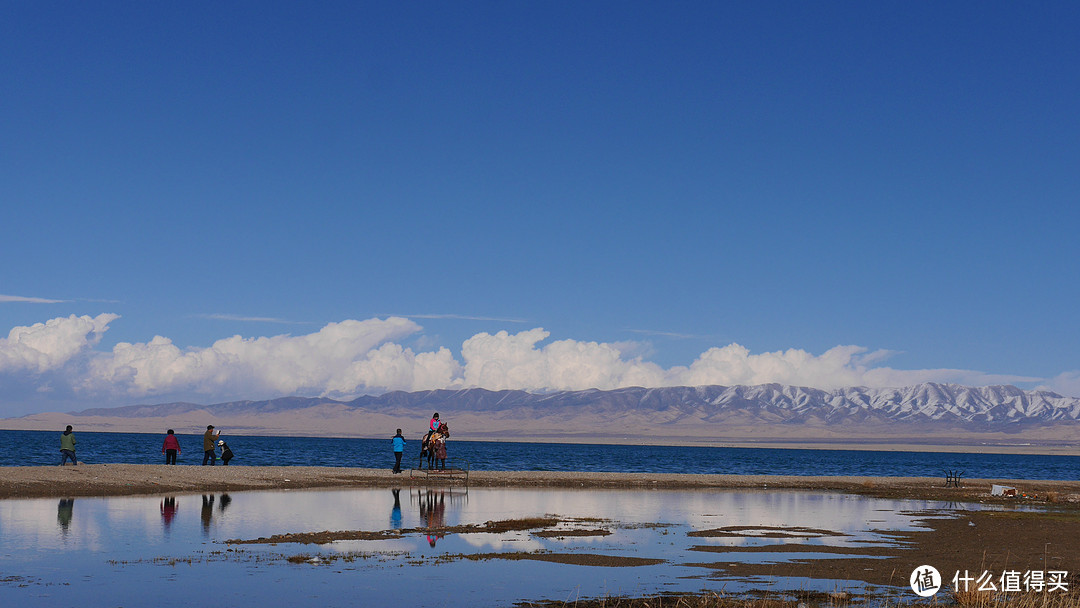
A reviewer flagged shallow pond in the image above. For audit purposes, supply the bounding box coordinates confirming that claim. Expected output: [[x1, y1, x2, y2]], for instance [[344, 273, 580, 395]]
[[0, 487, 981, 607]]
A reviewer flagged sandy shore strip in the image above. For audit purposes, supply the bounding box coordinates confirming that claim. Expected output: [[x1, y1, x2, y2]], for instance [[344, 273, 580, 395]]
[[2, 464, 1080, 504]]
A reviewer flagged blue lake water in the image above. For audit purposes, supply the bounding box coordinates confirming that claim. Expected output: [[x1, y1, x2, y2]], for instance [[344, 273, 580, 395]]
[[3, 429, 1078, 479], [0, 486, 984, 607]]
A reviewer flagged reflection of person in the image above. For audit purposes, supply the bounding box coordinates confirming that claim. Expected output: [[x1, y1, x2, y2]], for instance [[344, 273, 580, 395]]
[[391, 429, 405, 473], [218, 493, 232, 512], [201, 494, 215, 534], [390, 488, 402, 529], [202, 425, 219, 465], [59, 425, 77, 466], [162, 429, 181, 465], [218, 440, 234, 465], [161, 497, 178, 530], [420, 489, 446, 547], [58, 498, 75, 532]]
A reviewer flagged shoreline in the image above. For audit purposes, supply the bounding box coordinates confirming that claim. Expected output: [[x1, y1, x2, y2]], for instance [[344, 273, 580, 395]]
[[3, 464, 1080, 504], [3, 424, 1078, 456]]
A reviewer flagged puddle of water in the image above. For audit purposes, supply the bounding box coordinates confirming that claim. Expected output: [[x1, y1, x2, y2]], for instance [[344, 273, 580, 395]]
[[0, 487, 980, 607]]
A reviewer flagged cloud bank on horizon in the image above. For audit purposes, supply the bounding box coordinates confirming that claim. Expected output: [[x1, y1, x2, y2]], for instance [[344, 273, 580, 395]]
[[2, 314, 1075, 415]]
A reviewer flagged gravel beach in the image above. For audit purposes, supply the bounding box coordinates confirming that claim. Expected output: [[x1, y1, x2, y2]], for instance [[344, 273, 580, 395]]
[[3, 464, 1080, 505]]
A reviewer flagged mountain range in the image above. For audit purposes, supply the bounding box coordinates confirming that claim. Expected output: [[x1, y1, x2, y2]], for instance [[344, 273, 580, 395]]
[[4, 383, 1079, 452]]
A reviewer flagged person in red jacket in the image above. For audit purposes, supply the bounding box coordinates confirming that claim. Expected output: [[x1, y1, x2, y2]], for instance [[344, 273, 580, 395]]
[[162, 429, 181, 465]]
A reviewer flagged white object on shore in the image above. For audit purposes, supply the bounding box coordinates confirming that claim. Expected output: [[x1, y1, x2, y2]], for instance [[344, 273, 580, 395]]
[[990, 484, 1016, 496]]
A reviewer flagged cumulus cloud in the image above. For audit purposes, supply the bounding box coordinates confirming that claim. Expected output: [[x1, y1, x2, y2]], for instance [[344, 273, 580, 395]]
[[323, 342, 461, 397], [0, 314, 117, 373], [1043, 371, 1080, 398], [0, 315, 1067, 408], [461, 329, 666, 391], [671, 344, 1038, 390], [84, 317, 426, 398], [458, 334, 1040, 393]]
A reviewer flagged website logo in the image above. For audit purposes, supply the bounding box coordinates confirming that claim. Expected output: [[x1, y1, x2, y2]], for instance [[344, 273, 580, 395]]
[[911, 565, 941, 597]]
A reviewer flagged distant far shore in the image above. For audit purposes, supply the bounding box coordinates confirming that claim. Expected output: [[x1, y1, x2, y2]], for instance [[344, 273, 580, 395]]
[[657, 438, 1080, 455], [2, 420, 1078, 456], [2, 464, 1080, 505]]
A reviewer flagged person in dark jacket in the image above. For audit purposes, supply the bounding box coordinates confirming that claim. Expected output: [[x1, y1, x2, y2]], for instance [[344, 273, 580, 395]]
[[218, 440, 234, 465]]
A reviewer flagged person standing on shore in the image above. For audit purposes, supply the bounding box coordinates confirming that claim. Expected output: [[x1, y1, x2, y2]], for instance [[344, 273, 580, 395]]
[[162, 429, 181, 465], [59, 425, 77, 466], [391, 429, 406, 473], [202, 425, 219, 465]]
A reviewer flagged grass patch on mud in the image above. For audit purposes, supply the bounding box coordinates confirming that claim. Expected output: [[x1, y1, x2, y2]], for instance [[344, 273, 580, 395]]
[[453, 551, 664, 567], [225, 515, 610, 545]]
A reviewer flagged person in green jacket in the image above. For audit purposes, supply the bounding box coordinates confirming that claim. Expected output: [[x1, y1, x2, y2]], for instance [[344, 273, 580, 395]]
[[59, 425, 77, 466], [202, 425, 219, 466]]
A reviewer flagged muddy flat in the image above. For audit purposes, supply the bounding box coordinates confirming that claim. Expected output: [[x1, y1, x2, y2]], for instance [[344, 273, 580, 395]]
[[7, 465, 1078, 596], [687, 509, 1080, 589]]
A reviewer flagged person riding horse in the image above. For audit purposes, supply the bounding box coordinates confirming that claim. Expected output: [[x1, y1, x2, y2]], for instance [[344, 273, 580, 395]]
[[420, 422, 449, 469]]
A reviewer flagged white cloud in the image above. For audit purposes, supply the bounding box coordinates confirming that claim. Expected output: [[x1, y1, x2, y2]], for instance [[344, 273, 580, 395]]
[[669, 344, 1038, 390], [0, 313, 117, 373], [1043, 371, 1080, 398], [461, 329, 666, 391], [672, 343, 869, 388], [84, 317, 423, 398], [0, 294, 67, 304], [0, 315, 1068, 407], [458, 336, 1040, 393], [323, 343, 461, 397]]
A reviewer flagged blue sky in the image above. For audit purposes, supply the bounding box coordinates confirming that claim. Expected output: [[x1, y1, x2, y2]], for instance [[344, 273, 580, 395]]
[[2, 2, 1078, 416]]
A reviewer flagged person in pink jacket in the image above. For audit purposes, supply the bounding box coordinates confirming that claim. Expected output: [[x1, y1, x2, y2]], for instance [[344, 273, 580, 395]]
[[162, 429, 181, 465]]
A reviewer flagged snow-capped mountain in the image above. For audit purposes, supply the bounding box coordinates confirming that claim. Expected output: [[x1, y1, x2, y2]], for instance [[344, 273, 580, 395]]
[[68, 382, 1080, 428]]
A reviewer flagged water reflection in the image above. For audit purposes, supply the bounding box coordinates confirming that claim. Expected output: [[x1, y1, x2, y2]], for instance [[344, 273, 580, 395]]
[[201, 494, 214, 535], [413, 487, 471, 547], [1, 488, 1007, 608], [198, 493, 232, 535], [390, 488, 402, 530], [419, 489, 446, 546], [160, 497, 177, 531], [57, 498, 74, 534]]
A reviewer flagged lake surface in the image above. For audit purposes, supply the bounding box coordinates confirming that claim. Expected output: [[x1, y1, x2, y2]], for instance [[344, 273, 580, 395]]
[[3, 429, 1079, 479], [0, 487, 982, 607]]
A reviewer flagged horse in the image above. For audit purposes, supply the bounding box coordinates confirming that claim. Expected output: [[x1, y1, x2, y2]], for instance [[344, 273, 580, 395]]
[[419, 423, 449, 469]]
